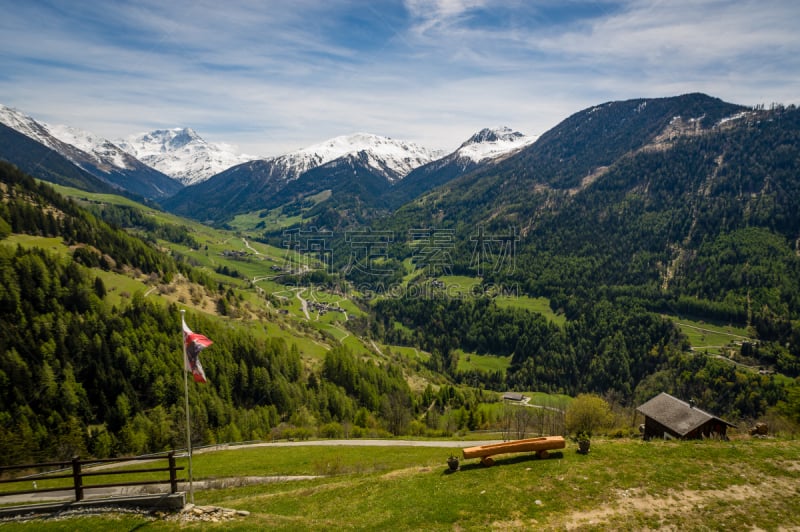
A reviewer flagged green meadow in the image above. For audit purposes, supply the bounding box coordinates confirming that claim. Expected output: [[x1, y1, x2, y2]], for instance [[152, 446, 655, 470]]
[[4, 438, 799, 530], [670, 316, 752, 352], [456, 350, 512, 373]]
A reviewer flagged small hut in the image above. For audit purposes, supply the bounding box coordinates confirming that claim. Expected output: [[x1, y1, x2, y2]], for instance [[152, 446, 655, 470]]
[[502, 392, 526, 403], [636, 392, 735, 440]]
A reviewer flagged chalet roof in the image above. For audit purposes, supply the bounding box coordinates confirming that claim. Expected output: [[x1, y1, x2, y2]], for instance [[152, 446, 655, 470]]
[[503, 392, 525, 402], [636, 392, 735, 436]]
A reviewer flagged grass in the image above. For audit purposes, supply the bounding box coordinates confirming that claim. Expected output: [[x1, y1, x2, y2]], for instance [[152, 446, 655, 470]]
[[668, 316, 752, 352], [2, 234, 67, 254], [226, 191, 332, 233], [495, 295, 566, 326], [388, 345, 430, 364], [456, 350, 512, 373], [435, 275, 481, 294], [4, 438, 799, 530]]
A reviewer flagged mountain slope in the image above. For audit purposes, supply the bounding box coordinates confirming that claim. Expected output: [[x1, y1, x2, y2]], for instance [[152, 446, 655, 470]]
[[0, 122, 120, 194], [393, 94, 748, 229], [0, 160, 421, 462], [382, 95, 800, 326], [118, 128, 255, 186], [0, 105, 181, 199]]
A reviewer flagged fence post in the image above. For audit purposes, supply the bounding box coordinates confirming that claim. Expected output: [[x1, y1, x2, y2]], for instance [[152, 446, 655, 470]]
[[168, 451, 178, 494], [71, 456, 83, 501]]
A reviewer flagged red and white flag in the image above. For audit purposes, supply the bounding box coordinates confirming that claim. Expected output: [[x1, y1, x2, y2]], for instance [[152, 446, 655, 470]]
[[182, 317, 213, 383]]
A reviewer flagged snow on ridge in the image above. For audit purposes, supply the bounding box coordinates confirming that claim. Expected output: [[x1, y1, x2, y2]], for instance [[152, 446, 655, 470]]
[[0, 104, 59, 149], [0, 104, 135, 171], [273, 133, 443, 182], [456, 126, 537, 163], [119, 128, 256, 185], [717, 111, 750, 126], [48, 124, 133, 170]]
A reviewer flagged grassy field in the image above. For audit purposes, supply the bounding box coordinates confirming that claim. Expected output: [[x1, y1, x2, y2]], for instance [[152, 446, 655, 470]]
[[2, 234, 67, 254], [436, 275, 481, 294], [668, 316, 752, 352], [4, 437, 799, 530], [388, 345, 430, 364], [456, 350, 512, 373], [495, 295, 566, 327]]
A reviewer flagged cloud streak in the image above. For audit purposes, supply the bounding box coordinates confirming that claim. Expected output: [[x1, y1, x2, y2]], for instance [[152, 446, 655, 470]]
[[0, 0, 797, 156]]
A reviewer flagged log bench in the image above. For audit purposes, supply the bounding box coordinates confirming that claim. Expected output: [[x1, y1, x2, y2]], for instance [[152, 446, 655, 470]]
[[462, 436, 566, 466]]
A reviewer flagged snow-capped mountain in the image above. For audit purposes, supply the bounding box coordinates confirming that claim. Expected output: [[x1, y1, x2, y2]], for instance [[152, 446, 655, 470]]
[[276, 133, 444, 184], [455, 127, 537, 163], [118, 128, 256, 186], [388, 127, 537, 208], [0, 104, 181, 199], [162, 133, 444, 220], [0, 104, 117, 170], [0, 104, 58, 147]]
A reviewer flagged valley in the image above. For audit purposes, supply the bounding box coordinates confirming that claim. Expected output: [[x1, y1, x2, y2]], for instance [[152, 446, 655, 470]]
[[1, 94, 799, 527]]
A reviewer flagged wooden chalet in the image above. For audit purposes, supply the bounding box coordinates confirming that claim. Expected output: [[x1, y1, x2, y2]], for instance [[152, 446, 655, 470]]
[[502, 392, 526, 402], [636, 392, 735, 440]]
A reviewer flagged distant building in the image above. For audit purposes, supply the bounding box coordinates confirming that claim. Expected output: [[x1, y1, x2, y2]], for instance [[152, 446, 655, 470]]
[[502, 392, 526, 402], [636, 392, 735, 440]]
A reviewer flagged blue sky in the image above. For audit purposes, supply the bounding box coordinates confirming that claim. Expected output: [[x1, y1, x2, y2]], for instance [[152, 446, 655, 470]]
[[1, 0, 798, 156]]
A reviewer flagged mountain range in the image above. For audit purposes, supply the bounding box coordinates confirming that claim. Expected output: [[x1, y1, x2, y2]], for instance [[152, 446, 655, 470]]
[[160, 129, 535, 222], [0, 104, 182, 200], [0, 104, 536, 216]]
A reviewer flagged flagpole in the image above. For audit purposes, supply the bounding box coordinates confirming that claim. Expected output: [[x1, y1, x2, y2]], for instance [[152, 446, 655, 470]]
[[181, 309, 194, 505]]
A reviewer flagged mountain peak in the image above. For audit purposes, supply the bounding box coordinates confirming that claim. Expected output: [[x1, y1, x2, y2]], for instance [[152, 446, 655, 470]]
[[464, 126, 524, 144], [275, 132, 443, 183], [119, 128, 254, 185], [456, 126, 537, 162]]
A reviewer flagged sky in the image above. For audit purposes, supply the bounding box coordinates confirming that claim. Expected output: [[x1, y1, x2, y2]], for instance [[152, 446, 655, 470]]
[[1, 0, 798, 157]]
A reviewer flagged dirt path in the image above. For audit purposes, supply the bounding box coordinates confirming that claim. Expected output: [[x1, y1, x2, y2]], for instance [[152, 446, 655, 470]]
[[555, 474, 799, 530], [676, 322, 750, 340], [295, 287, 310, 320]]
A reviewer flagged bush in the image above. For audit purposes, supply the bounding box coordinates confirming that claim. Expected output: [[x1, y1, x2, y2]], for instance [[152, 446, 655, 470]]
[[565, 393, 613, 437], [319, 422, 344, 439]]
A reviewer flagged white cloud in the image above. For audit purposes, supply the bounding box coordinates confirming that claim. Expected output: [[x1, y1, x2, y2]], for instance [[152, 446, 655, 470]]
[[0, 0, 798, 157]]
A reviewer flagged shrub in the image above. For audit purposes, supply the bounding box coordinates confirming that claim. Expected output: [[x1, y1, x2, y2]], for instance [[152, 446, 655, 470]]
[[565, 393, 613, 437], [319, 422, 344, 439]]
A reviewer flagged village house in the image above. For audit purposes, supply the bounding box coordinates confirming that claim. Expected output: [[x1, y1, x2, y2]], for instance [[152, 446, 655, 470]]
[[502, 392, 526, 403], [636, 392, 735, 440]]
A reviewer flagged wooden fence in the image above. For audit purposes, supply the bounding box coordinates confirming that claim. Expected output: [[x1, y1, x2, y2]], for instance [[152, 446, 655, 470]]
[[0, 452, 184, 502]]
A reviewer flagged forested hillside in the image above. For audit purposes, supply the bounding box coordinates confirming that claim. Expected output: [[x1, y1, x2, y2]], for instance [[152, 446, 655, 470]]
[[362, 98, 800, 379], [367, 292, 786, 420], [0, 162, 423, 464], [336, 96, 800, 428]]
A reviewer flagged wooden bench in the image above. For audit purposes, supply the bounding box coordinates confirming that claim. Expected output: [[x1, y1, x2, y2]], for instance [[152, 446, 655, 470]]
[[462, 436, 565, 466]]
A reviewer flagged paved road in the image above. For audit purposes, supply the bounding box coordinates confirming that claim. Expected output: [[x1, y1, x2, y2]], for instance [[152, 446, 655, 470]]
[[213, 439, 503, 450]]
